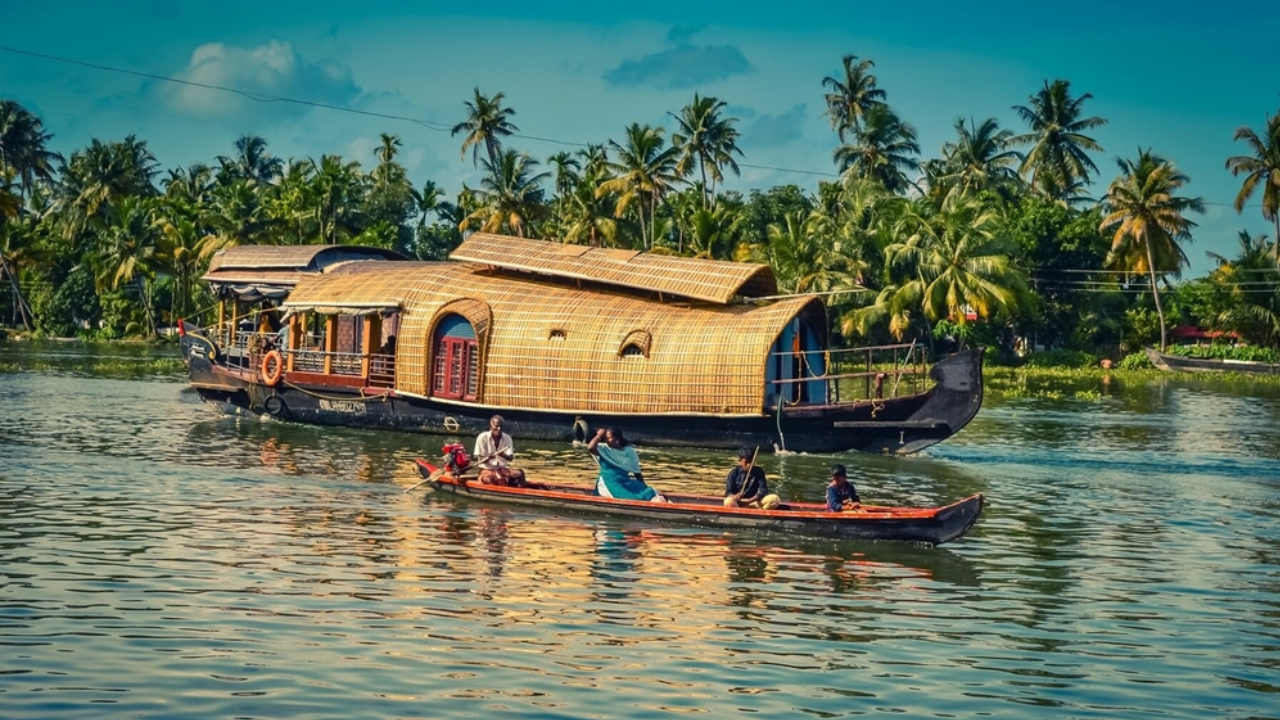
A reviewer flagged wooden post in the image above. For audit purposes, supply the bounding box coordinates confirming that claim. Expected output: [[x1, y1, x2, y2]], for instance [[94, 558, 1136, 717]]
[[361, 315, 380, 379], [229, 303, 238, 349], [286, 313, 302, 372], [217, 301, 225, 342], [865, 348, 872, 400], [323, 315, 337, 375]]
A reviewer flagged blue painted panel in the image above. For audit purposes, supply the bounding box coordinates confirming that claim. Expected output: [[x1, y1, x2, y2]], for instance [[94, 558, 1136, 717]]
[[436, 314, 476, 339]]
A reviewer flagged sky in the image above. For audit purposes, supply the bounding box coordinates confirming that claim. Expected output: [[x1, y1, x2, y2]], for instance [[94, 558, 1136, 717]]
[[1, 0, 1276, 276]]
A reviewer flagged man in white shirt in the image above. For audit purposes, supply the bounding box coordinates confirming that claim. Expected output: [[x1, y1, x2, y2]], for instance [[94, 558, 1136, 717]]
[[474, 415, 526, 486]]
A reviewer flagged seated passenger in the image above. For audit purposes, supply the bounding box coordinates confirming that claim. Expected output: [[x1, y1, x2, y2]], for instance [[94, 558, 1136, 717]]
[[826, 464, 862, 512], [723, 446, 781, 510], [474, 415, 526, 486], [588, 427, 667, 503]]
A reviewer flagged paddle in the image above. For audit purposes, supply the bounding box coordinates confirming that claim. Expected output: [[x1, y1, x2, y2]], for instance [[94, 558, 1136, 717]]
[[403, 467, 444, 494], [731, 446, 761, 504]]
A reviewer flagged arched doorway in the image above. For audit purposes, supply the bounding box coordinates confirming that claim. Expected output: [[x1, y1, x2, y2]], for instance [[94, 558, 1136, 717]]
[[765, 318, 826, 407], [431, 314, 479, 400]]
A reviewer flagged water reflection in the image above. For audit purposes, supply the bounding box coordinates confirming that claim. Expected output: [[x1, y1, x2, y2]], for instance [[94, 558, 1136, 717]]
[[5, 340, 1280, 719]]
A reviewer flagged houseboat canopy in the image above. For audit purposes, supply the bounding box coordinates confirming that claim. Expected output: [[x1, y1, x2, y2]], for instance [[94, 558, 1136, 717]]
[[282, 260, 823, 415], [202, 245, 405, 302], [449, 234, 778, 304]]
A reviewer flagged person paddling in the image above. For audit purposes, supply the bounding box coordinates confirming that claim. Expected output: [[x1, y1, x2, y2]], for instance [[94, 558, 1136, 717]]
[[474, 415, 526, 487], [588, 428, 667, 503], [723, 446, 780, 510]]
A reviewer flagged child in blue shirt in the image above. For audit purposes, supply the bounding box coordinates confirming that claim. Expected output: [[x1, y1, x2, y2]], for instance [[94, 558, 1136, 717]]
[[826, 464, 862, 512]]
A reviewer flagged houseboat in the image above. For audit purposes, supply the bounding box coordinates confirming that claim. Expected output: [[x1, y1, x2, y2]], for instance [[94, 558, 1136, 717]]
[[179, 234, 984, 454]]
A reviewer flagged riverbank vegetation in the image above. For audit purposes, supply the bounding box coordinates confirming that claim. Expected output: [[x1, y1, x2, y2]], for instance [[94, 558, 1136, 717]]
[[3, 55, 1279, 364]]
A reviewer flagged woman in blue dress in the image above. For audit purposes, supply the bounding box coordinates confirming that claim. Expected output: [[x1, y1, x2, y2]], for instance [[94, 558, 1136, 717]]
[[588, 428, 668, 503]]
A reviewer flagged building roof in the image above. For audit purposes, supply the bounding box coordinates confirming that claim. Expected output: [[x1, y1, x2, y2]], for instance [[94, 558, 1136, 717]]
[[449, 234, 778, 304]]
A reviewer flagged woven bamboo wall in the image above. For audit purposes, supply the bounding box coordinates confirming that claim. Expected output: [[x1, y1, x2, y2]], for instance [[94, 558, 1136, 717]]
[[285, 262, 821, 416]]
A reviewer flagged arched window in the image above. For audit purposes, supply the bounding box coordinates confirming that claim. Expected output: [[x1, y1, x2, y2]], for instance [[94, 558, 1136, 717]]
[[549, 329, 567, 341], [432, 314, 478, 400], [618, 329, 651, 359]]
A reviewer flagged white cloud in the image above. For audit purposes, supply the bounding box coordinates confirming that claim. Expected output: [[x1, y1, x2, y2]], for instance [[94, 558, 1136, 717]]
[[163, 40, 359, 118]]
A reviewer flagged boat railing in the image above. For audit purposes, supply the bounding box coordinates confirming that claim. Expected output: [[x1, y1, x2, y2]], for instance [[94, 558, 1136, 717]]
[[768, 342, 926, 406], [203, 323, 397, 387]]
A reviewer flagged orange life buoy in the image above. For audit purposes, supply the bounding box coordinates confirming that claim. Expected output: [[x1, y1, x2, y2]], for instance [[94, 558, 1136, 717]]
[[260, 350, 284, 386]]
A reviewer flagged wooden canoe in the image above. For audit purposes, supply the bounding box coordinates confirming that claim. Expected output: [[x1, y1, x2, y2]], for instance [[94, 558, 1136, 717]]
[[413, 459, 983, 546], [1145, 347, 1280, 375]]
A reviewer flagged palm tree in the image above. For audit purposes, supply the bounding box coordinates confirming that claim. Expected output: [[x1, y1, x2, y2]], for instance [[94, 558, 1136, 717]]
[[1099, 149, 1205, 350], [1225, 112, 1280, 259], [268, 160, 318, 245], [93, 196, 162, 337], [671, 94, 742, 207], [414, 179, 445, 233], [822, 55, 887, 141], [0, 100, 60, 200], [0, 170, 37, 329], [546, 151, 581, 232], [939, 117, 1024, 201], [309, 155, 366, 244], [371, 133, 407, 190], [1207, 230, 1280, 345], [741, 211, 867, 298], [156, 214, 203, 321], [562, 162, 619, 247], [53, 136, 158, 241], [833, 104, 920, 195], [451, 88, 519, 168], [1011, 79, 1107, 203], [199, 179, 277, 259], [683, 204, 742, 259], [845, 196, 1026, 342], [217, 135, 283, 185], [597, 124, 682, 249], [462, 149, 549, 238]]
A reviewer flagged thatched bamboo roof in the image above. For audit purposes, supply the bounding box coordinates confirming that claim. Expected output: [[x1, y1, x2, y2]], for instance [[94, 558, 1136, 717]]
[[205, 244, 403, 273], [449, 234, 777, 304], [283, 261, 822, 416], [202, 245, 405, 301]]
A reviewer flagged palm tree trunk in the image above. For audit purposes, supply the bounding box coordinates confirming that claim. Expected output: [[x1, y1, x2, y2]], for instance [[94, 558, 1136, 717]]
[[1146, 243, 1167, 351], [1274, 215, 1279, 261], [700, 161, 709, 208], [637, 201, 648, 252], [485, 139, 499, 171], [0, 256, 33, 331]]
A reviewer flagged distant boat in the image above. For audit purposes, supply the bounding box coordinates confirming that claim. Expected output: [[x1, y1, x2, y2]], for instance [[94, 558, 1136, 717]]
[[414, 459, 984, 546], [1145, 347, 1280, 375], [179, 235, 984, 454]]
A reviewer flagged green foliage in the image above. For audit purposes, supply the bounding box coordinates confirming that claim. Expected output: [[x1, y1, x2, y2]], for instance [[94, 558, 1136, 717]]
[[1124, 307, 1161, 350], [97, 289, 145, 340], [30, 266, 100, 337], [1023, 348, 1096, 368], [1165, 344, 1280, 362], [1, 81, 1277, 358], [1117, 351, 1153, 370]]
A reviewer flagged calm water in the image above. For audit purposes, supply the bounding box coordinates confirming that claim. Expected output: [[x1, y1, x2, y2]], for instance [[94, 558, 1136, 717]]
[[2, 341, 1279, 719]]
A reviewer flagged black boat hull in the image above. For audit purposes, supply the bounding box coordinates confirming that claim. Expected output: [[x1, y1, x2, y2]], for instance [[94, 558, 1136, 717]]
[[182, 338, 983, 454]]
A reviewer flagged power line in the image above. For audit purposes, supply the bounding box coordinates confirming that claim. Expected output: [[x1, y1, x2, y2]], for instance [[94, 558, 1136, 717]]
[[6, 43, 1277, 197], [0, 44, 838, 180]]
